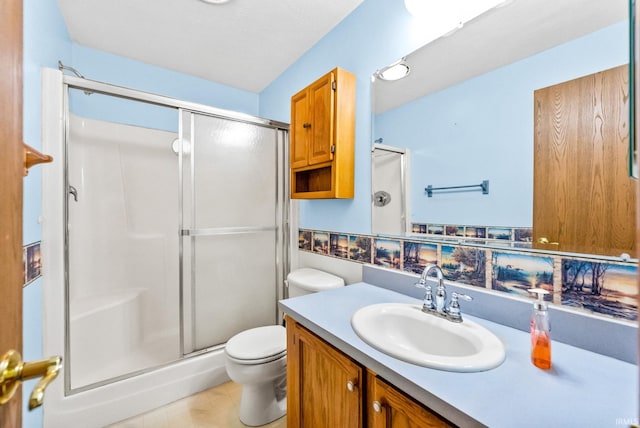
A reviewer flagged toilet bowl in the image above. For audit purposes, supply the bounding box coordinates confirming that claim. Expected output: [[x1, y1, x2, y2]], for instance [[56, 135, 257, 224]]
[[224, 268, 344, 426], [225, 325, 287, 426]]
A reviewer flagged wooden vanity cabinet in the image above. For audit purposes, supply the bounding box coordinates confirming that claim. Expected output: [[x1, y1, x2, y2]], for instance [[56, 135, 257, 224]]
[[286, 317, 455, 428], [290, 67, 355, 199], [287, 317, 363, 428], [367, 371, 454, 428]]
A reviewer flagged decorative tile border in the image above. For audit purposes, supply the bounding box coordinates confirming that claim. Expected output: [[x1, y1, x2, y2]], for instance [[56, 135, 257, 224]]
[[298, 229, 638, 322], [23, 241, 42, 287], [412, 222, 533, 248]]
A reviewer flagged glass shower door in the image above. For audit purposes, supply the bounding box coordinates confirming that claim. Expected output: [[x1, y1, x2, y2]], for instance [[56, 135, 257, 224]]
[[65, 89, 181, 390], [180, 111, 285, 353]]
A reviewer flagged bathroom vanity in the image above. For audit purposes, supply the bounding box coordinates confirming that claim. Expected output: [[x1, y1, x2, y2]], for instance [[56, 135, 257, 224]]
[[287, 316, 452, 427], [280, 283, 638, 427]]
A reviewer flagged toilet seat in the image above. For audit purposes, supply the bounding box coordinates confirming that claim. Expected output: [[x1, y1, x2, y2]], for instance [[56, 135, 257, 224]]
[[225, 325, 286, 365]]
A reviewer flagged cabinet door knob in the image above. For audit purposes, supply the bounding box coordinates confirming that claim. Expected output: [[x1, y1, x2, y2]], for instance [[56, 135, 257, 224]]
[[302, 122, 311, 129], [372, 400, 382, 413], [346, 380, 356, 392]]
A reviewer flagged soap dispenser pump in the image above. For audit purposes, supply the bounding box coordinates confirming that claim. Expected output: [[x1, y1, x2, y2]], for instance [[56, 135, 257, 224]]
[[528, 288, 551, 370]]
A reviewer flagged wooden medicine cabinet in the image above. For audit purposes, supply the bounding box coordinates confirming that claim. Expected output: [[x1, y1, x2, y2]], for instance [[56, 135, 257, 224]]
[[290, 67, 356, 199]]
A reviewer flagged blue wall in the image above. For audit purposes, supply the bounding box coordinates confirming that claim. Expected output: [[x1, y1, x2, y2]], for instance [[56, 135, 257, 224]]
[[376, 21, 628, 227], [22, 0, 71, 425], [259, 0, 438, 234], [259, 0, 630, 235], [22, 1, 260, 427], [70, 44, 259, 117]]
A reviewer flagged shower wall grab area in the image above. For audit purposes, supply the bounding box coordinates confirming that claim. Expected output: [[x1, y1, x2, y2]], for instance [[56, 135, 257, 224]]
[[41, 69, 289, 427]]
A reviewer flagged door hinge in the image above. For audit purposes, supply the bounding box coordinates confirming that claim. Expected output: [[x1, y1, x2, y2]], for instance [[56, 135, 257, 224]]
[[330, 145, 335, 154], [332, 81, 337, 91]]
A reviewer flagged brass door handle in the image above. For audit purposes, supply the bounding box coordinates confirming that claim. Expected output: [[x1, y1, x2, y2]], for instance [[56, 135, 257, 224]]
[[0, 350, 62, 410], [538, 237, 559, 246]]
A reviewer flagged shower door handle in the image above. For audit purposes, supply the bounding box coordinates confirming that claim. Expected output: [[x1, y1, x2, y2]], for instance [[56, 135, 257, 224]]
[[0, 350, 62, 410], [69, 185, 78, 202]]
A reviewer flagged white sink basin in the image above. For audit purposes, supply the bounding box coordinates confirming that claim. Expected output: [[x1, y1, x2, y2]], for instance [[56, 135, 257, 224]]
[[351, 303, 505, 372]]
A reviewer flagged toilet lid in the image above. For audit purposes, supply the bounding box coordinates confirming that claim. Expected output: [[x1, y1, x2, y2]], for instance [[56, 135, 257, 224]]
[[225, 325, 286, 361]]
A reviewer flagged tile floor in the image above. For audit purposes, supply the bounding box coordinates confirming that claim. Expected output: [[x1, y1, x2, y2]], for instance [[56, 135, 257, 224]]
[[107, 381, 286, 428]]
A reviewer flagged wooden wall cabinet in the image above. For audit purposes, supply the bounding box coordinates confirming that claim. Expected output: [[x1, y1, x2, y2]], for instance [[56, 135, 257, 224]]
[[290, 67, 356, 199], [533, 65, 636, 257], [286, 318, 453, 428]]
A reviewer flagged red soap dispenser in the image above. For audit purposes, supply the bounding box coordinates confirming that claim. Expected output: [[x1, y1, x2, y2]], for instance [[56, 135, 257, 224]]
[[528, 288, 551, 370]]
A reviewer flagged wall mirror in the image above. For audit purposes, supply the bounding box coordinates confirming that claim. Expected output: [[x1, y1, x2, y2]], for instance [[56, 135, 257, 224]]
[[371, 0, 635, 259]]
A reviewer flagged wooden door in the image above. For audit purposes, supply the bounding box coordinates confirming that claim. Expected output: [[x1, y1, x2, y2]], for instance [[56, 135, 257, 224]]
[[291, 88, 310, 169], [533, 65, 636, 257], [366, 371, 453, 428], [286, 318, 362, 428], [308, 71, 335, 166], [0, 0, 24, 426]]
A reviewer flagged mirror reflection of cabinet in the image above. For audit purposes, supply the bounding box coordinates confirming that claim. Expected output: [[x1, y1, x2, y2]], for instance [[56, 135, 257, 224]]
[[290, 67, 356, 199], [533, 64, 636, 257]]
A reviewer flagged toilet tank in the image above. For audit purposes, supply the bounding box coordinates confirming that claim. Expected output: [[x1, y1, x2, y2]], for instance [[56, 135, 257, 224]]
[[286, 268, 345, 298]]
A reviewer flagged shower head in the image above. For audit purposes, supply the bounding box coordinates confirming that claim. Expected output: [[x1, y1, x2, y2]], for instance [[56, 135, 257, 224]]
[[58, 61, 93, 96]]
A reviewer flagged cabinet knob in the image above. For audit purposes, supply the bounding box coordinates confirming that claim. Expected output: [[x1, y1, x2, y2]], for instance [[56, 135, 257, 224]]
[[346, 380, 356, 392], [372, 400, 382, 413], [302, 122, 311, 129]]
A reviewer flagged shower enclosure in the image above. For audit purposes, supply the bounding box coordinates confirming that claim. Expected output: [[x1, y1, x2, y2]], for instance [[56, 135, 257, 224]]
[[371, 143, 409, 235], [42, 69, 289, 426]]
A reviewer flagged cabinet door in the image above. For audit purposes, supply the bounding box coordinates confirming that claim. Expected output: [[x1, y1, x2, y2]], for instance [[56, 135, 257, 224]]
[[308, 71, 335, 165], [287, 318, 363, 428], [367, 371, 453, 428], [533, 65, 635, 257], [291, 88, 310, 169]]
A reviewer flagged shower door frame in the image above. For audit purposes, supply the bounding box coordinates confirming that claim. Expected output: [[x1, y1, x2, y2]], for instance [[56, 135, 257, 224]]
[[60, 74, 290, 395]]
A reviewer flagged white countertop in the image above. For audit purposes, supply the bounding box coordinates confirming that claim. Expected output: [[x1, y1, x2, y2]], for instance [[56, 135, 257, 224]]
[[279, 283, 638, 428]]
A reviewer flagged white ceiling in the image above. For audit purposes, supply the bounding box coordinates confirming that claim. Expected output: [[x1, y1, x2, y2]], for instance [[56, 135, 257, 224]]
[[57, 0, 364, 93], [374, 0, 628, 113]]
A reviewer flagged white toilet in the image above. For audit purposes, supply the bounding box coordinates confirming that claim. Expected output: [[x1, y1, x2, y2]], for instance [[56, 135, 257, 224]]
[[224, 268, 344, 426]]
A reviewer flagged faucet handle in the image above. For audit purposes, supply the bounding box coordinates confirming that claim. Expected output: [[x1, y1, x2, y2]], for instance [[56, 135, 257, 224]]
[[448, 292, 473, 322], [415, 281, 435, 312], [422, 284, 434, 312]]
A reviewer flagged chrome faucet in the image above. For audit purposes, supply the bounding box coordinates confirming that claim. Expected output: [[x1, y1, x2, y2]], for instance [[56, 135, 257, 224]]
[[414, 264, 473, 322]]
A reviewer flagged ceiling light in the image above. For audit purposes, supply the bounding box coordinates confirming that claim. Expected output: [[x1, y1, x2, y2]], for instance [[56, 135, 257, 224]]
[[376, 60, 410, 81], [199, 0, 231, 4]]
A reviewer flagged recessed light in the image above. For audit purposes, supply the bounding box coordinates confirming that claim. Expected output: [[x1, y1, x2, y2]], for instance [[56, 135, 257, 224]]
[[199, 0, 231, 4]]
